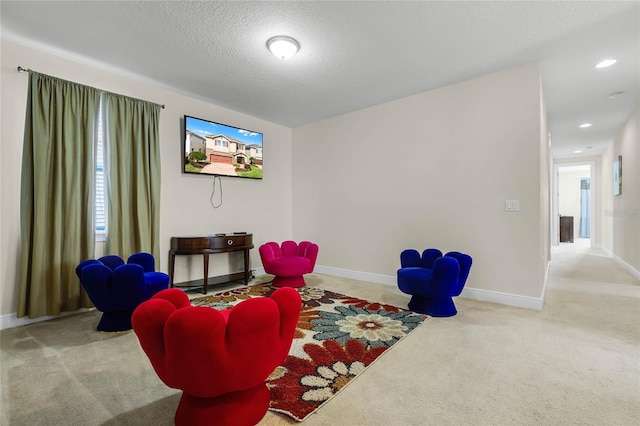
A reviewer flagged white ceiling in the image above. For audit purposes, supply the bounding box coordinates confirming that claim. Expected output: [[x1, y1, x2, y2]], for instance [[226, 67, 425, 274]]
[[1, 1, 639, 159]]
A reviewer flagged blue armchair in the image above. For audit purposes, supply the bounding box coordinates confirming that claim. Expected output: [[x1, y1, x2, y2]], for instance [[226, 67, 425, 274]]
[[397, 249, 472, 317], [76, 252, 169, 331]]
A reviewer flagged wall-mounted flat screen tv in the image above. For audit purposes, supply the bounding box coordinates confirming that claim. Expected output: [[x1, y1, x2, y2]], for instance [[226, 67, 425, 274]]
[[184, 115, 263, 179]]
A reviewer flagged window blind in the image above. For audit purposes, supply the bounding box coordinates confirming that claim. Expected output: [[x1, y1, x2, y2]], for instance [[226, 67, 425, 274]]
[[95, 98, 106, 240]]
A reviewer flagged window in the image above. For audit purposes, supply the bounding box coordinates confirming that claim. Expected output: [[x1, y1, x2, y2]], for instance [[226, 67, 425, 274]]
[[95, 98, 106, 242]]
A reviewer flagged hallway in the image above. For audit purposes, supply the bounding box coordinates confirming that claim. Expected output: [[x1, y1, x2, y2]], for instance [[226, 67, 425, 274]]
[[544, 239, 639, 341]]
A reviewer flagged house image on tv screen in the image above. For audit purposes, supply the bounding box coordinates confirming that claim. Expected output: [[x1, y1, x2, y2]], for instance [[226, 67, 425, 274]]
[[184, 115, 263, 179], [206, 134, 262, 167]]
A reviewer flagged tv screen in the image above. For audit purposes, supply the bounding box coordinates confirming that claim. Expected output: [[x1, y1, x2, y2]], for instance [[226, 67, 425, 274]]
[[184, 115, 263, 179]]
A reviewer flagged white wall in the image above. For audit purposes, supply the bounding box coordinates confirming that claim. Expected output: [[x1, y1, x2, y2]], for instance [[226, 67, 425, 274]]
[[600, 146, 615, 252], [292, 62, 548, 302], [539, 84, 550, 285], [601, 108, 640, 274], [0, 39, 294, 319]]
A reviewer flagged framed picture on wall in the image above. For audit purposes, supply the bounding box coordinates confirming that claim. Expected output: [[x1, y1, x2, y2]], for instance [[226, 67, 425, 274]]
[[613, 155, 622, 195]]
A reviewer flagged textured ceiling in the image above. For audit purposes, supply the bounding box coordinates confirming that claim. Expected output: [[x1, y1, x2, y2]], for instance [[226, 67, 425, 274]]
[[1, 1, 639, 158]]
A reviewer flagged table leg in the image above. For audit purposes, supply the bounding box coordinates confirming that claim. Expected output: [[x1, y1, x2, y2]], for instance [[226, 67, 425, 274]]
[[203, 253, 209, 294], [243, 249, 250, 284], [169, 253, 175, 288]]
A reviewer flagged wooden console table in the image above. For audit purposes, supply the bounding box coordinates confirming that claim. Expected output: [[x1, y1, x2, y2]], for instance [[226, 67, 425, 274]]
[[169, 234, 254, 294], [559, 216, 574, 243]]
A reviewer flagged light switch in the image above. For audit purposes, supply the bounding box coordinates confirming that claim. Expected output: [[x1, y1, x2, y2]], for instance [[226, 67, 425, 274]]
[[505, 200, 520, 212]]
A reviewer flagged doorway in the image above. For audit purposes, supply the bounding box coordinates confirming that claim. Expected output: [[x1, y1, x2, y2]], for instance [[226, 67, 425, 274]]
[[553, 162, 595, 248]]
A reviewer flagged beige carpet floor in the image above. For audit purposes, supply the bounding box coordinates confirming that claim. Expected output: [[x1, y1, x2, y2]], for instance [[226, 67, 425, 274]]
[[1, 241, 639, 425]]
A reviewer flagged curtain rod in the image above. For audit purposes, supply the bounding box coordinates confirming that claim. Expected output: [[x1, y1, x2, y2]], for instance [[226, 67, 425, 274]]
[[17, 66, 165, 109]]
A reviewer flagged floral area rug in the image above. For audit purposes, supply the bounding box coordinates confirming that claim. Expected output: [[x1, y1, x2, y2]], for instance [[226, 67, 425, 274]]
[[190, 283, 428, 421]]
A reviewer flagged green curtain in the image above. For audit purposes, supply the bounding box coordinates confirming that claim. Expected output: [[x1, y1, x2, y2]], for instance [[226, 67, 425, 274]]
[[18, 73, 100, 318], [103, 93, 161, 261]]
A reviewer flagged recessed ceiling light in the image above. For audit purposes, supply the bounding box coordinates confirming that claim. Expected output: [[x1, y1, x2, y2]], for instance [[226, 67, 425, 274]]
[[573, 150, 583, 154], [579, 123, 592, 128], [266, 36, 300, 60], [596, 59, 617, 68], [609, 91, 624, 99]]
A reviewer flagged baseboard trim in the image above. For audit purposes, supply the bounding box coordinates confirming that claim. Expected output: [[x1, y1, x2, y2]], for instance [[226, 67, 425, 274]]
[[460, 287, 544, 310], [597, 244, 613, 257], [595, 245, 640, 281], [314, 265, 396, 286], [314, 265, 544, 310], [1, 263, 550, 330], [612, 254, 640, 281], [0, 308, 94, 331], [539, 259, 550, 305]]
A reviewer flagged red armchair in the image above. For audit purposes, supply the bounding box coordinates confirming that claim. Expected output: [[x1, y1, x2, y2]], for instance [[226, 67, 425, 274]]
[[132, 287, 301, 426], [259, 240, 319, 288]]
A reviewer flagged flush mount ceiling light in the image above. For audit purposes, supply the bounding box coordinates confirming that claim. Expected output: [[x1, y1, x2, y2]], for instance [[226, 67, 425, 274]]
[[579, 123, 592, 128], [266, 36, 300, 60], [595, 59, 617, 68]]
